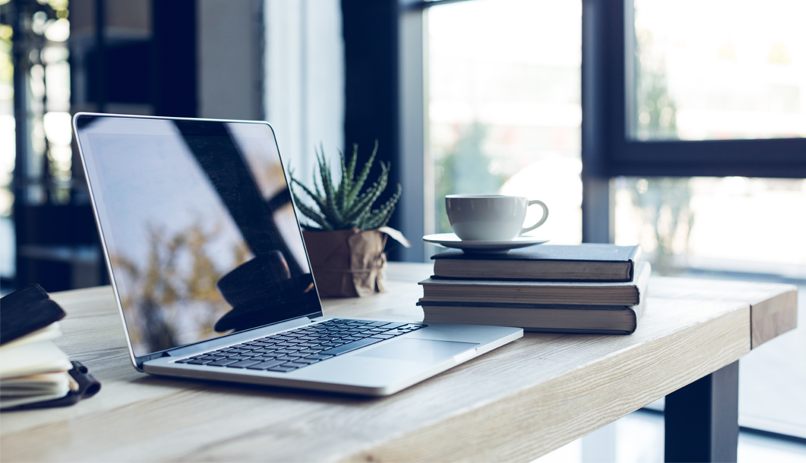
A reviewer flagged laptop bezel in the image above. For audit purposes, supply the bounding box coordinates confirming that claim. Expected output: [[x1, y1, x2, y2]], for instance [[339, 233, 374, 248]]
[[72, 112, 326, 370]]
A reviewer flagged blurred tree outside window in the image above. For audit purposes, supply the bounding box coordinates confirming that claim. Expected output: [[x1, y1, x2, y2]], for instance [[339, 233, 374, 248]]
[[427, 0, 582, 244]]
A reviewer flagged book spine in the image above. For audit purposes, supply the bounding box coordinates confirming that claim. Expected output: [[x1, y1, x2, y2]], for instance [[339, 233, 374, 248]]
[[422, 306, 638, 335], [420, 287, 640, 306], [433, 261, 633, 282]]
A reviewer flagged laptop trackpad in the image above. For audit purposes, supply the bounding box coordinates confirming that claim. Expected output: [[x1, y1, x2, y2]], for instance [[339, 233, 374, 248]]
[[356, 338, 479, 363]]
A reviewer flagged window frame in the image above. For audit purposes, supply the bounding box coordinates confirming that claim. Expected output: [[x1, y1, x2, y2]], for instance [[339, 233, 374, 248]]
[[606, 0, 806, 179], [342, 0, 806, 262]]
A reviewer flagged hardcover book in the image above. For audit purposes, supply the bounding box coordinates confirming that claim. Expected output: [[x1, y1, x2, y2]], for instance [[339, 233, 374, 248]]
[[432, 244, 641, 282], [419, 295, 647, 335], [419, 261, 651, 306], [419, 262, 650, 334]]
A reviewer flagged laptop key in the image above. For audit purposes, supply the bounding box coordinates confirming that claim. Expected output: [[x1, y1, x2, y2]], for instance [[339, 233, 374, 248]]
[[290, 359, 316, 365], [366, 321, 391, 327], [206, 359, 240, 366], [319, 337, 382, 356], [268, 366, 297, 372], [378, 322, 408, 330], [246, 360, 287, 370], [299, 349, 323, 355], [226, 360, 262, 368]]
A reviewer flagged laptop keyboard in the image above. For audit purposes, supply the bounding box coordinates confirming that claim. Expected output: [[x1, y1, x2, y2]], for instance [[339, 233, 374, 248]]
[[174, 319, 426, 373]]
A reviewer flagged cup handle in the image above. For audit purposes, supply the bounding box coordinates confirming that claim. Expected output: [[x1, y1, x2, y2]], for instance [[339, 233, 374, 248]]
[[520, 200, 549, 234]]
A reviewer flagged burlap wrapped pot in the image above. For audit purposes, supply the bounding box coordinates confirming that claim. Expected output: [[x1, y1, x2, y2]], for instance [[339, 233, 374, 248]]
[[302, 228, 407, 298]]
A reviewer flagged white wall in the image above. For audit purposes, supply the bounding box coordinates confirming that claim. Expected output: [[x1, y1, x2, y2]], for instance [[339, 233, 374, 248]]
[[264, 0, 344, 183]]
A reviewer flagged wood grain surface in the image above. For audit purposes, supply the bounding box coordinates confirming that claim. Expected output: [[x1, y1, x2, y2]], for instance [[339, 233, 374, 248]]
[[0, 263, 797, 462]]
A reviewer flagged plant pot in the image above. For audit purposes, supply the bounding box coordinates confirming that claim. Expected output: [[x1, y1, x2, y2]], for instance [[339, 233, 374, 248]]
[[302, 228, 389, 298]]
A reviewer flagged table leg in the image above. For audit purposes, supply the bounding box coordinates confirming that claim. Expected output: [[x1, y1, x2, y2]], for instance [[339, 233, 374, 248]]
[[664, 360, 739, 463]]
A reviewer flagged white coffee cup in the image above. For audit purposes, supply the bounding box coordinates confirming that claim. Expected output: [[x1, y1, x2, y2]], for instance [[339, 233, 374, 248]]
[[445, 194, 549, 241]]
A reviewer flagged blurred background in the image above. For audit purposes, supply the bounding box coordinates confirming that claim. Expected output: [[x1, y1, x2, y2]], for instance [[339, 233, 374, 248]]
[[1, 0, 804, 460]]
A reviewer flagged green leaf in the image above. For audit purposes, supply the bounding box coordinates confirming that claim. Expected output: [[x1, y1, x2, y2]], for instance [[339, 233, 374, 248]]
[[288, 139, 398, 231], [336, 147, 350, 207], [290, 177, 326, 213], [294, 196, 333, 230], [318, 150, 345, 228], [313, 169, 323, 199], [344, 163, 389, 222], [364, 184, 401, 229], [346, 140, 378, 207], [343, 144, 359, 207]]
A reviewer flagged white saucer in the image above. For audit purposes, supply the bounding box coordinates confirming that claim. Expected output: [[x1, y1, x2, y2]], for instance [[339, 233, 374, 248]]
[[422, 233, 549, 254]]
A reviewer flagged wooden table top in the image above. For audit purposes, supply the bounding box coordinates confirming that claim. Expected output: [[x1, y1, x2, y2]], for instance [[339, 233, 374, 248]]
[[0, 263, 797, 462]]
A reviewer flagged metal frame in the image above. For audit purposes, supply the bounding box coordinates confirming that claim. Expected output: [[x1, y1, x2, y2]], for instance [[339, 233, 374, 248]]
[[665, 361, 740, 462], [581, 0, 619, 243], [605, 0, 806, 179]]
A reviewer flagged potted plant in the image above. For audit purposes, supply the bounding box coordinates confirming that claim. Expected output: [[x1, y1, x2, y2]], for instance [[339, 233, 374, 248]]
[[290, 142, 409, 297]]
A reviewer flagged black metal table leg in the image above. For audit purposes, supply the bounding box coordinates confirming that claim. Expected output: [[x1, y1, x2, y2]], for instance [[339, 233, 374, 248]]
[[665, 360, 739, 463]]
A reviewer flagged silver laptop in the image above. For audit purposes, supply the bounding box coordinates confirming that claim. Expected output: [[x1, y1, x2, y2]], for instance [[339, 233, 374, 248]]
[[73, 113, 522, 396]]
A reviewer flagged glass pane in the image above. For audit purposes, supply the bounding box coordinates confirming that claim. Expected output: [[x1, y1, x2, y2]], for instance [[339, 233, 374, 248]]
[[615, 176, 806, 437], [427, 0, 582, 244], [630, 0, 806, 141], [0, 22, 13, 281], [615, 177, 806, 276]]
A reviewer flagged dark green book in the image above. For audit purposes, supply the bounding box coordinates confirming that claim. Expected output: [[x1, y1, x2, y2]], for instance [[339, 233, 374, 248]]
[[432, 244, 641, 282]]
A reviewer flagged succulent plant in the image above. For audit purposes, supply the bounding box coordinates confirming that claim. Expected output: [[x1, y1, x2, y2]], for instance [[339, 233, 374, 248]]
[[290, 142, 401, 231]]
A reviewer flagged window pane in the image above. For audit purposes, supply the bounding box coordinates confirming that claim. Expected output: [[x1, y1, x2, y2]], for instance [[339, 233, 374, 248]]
[[615, 177, 806, 276], [0, 23, 13, 280], [630, 0, 806, 141], [427, 0, 582, 244], [615, 176, 806, 437]]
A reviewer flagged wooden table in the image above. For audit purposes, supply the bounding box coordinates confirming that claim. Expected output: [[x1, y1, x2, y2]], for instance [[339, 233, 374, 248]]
[[1, 263, 797, 462]]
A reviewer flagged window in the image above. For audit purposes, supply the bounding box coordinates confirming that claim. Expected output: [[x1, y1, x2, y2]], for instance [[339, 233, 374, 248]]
[[426, 0, 582, 244], [631, 0, 806, 142], [386, 0, 806, 445], [605, 0, 806, 177], [616, 177, 806, 276]]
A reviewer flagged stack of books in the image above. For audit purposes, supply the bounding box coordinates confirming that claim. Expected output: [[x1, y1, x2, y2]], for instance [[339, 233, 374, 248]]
[[418, 244, 650, 334]]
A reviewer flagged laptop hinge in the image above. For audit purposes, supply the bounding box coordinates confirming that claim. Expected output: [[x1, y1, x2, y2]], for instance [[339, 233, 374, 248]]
[[136, 351, 171, 370]]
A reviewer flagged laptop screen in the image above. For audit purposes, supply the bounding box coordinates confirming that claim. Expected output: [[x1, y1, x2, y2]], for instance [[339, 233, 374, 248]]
[[75, 115, 322, 358]]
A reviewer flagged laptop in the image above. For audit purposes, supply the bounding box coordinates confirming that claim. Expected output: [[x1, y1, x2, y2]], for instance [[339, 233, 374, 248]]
[[72, 113, 522, 396]]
